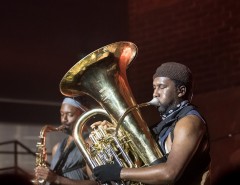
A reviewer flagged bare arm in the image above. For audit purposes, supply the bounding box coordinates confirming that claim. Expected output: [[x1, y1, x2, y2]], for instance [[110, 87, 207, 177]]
[[120, 115, 206, 184], [35, 163, 98, 185], [36, 143, 98, 185]]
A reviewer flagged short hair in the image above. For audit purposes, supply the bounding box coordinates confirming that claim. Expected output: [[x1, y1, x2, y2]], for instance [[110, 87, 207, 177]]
[[153, 62, 193, 99]]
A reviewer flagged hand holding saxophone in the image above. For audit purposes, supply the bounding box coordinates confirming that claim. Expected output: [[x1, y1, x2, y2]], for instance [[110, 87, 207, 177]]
[[34, 166, 59, 184]]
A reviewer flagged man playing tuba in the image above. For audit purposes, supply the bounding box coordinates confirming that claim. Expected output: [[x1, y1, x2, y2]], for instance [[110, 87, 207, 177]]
[[93, 62, 211, 185]]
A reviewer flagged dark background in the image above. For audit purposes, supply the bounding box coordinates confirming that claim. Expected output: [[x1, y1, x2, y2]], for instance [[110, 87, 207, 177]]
[[0, 0, 128, 124], [1, 1, 240, 183]]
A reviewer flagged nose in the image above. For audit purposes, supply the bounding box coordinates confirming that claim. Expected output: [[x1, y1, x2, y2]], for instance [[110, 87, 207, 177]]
[[61, 114, 68, 123], [153, 88, 158, 97]]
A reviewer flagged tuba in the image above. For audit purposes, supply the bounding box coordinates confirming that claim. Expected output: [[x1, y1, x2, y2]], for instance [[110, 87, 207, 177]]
[[32, 125, 65, 185], [59, 41, 163, 183]]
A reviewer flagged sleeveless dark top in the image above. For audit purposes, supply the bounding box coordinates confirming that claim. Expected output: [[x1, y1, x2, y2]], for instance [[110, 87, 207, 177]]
[[152, 104, 211, 185], [47, 136, 88, 185]]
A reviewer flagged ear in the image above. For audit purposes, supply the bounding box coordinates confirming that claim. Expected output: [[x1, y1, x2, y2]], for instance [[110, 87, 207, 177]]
[[177, 85, 186, 97]]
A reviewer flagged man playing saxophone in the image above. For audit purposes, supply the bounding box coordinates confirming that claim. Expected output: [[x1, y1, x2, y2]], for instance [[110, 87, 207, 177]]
[[35, 97, 97, 185]]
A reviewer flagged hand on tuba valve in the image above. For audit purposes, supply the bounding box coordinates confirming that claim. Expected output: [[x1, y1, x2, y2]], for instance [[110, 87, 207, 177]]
[[90, 120, 116, 134]]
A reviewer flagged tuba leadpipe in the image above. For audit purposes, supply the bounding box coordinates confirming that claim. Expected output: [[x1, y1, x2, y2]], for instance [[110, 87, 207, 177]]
[[115, 97, 160, 136], [59, 41, 163, 177]]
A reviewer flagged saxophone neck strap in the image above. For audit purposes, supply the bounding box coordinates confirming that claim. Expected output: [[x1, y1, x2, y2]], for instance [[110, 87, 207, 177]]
[[53, 137, 75, 174]]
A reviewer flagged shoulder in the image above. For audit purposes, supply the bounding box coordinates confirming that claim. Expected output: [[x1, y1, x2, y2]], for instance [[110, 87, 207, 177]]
[[177, 104, 206, 124], [169, 115, 207, 159], [175, 114, 206, 139], [187, 108, 206, 123], [52, 142, 60, 157]]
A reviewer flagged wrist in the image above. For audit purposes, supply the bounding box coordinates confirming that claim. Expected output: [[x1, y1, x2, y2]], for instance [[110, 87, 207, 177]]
[[120, 168, 126, 181], [54, 175, 60, 185]]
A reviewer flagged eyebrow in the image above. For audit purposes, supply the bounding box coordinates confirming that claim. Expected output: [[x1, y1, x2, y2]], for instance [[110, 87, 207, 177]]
[[153, 82, 166, 86]]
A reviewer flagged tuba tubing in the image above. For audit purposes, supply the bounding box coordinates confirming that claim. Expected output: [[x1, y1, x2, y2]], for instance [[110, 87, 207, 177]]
[[115, 97, 160, 136], [73, 108, 109, 170], [73, 98, 160, 172]]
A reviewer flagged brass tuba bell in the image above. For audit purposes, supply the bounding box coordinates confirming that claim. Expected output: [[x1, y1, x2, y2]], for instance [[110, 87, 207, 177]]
[[59, 41, 163, 172]]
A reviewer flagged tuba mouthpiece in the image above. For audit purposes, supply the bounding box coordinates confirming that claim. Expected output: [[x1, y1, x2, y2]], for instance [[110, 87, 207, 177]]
[[148, 97, 160, 106]]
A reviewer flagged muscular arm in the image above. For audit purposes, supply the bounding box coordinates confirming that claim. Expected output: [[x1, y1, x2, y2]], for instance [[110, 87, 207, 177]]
[[120, 115, 206, 184]]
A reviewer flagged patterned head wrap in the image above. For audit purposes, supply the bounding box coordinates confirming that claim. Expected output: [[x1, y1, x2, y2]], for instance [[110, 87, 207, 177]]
[[62, 97, 87, 112]]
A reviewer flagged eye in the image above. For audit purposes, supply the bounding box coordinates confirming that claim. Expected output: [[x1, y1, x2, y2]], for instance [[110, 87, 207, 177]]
[[68, 113, 74, 117], [154, 85, 165, 90]]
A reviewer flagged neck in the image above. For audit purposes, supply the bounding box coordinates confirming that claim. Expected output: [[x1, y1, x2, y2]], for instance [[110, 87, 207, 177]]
[[162, 100, 189, 120]]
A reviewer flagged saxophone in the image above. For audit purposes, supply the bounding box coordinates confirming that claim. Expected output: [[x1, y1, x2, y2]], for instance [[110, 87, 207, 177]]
[[32, 125, 65, 185]]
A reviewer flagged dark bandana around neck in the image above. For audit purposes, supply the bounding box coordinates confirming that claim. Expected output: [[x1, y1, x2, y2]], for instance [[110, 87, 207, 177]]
[[152, 100, 191, 154], [162, 100, 189, 120], [152, 100, 190, 137]]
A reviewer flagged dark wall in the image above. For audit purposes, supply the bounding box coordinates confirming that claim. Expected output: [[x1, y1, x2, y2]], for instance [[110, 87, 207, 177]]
[[0, 0, 128, 124], [194, 87, 240, 184], [127, 0, 240, 100]]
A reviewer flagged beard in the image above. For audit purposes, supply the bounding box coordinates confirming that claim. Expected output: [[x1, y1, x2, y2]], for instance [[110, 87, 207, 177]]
[[157, 105, 168, 115], [157, 101, 179, 116], [157, 101, 176, 115]]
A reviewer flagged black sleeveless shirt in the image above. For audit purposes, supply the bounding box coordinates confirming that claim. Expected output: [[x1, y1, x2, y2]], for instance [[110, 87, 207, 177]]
[[152, 104, 211, 185]]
